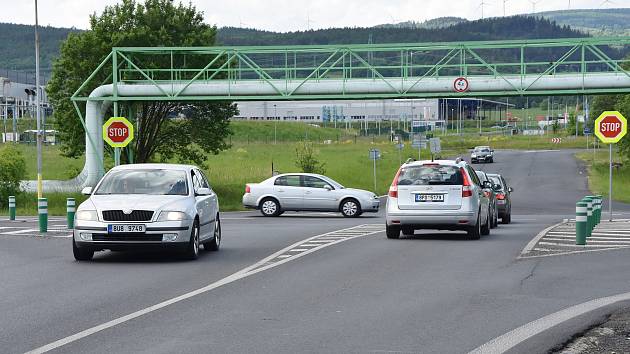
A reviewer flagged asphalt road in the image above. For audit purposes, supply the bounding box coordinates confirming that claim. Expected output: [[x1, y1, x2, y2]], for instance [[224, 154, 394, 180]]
[[2, 149, 630, 354]]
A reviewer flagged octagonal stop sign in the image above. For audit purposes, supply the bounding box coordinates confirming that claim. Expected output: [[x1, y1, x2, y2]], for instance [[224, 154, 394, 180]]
[[102, 117, 134, 148], [594, 111, 627, 144]]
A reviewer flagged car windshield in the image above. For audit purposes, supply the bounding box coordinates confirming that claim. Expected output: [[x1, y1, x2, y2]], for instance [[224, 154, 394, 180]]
[[475, 147, 490, 152], [94, 169, 189, 195], [397, 165, 463, 185]]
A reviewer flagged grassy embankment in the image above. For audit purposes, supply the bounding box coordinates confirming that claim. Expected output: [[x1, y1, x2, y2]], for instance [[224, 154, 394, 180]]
[[1, 121, 592, 215], [575, 149, 630, 204]]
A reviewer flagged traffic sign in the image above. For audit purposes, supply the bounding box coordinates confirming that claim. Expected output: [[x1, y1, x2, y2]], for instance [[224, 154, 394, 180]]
[[103, 117, 134, 148], [551, 137, 562, 144], [583, 127, 592, 135], [453, 77, 469, 93], [368, 148, 381, 160], [395, 143, 404, 150], [429, 138, 441, 154], [594, 111, 627, 144]]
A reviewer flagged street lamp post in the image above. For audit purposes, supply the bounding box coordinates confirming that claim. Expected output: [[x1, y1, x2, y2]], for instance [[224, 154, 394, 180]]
[[34, 0, 43, 198], [273, 104, 277, 144]]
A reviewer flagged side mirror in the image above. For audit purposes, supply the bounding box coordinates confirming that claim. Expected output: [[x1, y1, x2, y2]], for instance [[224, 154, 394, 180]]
[[508, 187, 514, 193], [324, 185, 333, 191], [490, 149, 495, 152], [196, 187, 211, 196], [81, 187, 93, 195]]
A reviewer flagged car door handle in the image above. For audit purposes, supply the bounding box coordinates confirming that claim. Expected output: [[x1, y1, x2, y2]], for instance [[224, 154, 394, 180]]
[[305, 191, 312, 194], [278, 189, 285, 193]]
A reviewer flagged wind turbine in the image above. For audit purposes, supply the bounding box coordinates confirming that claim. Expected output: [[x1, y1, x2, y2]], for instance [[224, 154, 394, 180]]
[[503, 0, 510, 17], [529, 0, 540, 13], [238, 16, 249, 28], [600, 0, 615, 8]]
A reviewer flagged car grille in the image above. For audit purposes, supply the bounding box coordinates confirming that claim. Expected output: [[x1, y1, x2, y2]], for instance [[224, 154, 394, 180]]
[[102, 210, 154, 222], [92, 234, 163, 242]]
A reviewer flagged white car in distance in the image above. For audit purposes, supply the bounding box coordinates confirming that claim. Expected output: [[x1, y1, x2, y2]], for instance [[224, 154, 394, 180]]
[[243, 173, 380, 217], [73, 164, 221, 261]]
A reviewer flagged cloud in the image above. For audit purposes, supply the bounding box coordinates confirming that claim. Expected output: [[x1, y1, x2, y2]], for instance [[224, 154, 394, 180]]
[[0, 0, 625, 31]]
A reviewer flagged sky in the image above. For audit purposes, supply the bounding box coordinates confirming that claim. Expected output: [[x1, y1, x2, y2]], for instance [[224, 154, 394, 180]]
[[1, 0, 629, 32]]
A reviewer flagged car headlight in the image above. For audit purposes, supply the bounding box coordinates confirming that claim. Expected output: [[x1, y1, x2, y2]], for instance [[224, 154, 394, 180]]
[[157, 211, 189, 222], [76, 210, 98, 221]]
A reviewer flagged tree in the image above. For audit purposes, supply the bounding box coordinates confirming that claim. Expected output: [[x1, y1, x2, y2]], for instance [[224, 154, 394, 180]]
[[295, 142, 326, 174], [47, 0, 236, 167], [0, 145, 26, 202]]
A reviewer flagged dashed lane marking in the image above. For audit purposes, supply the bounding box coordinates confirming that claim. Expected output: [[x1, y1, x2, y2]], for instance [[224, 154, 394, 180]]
[[24, 223, 385, 354]]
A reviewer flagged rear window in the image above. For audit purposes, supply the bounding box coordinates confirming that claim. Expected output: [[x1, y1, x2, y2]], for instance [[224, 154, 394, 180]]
[[488, 176, 503, 189], [397, 165, 463, 186], [274, 175, 300, 187]]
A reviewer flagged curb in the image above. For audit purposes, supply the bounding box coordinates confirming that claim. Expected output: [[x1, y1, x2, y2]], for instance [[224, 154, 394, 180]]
[[469, 292, 630, 354], [518, 220, 567, 258]]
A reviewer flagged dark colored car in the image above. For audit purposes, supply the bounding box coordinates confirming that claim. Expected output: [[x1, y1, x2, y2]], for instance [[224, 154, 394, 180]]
[[487, 173, 513, 224], [475, 170, 499, 229]]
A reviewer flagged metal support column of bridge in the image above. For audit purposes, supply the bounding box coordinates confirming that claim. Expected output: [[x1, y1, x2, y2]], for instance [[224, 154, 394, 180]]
[[35, 37, 630, 192]]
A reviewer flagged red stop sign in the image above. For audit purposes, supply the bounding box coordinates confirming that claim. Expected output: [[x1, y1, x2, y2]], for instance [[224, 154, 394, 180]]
[[107, 121, 130, 143], [599, 116, 624, 138]]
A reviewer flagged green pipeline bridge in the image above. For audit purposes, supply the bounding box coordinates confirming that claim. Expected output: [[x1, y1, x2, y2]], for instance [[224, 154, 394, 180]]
[[54, 37, 630, 191]]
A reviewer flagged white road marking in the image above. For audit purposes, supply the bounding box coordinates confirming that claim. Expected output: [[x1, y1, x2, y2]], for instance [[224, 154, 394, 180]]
[[538, 242, 626, 248], [469, 291, 630, 354], [3, 228, 39, 235], [25, 224, 384, 354]]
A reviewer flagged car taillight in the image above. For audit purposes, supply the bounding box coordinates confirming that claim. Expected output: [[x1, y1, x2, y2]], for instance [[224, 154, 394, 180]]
[[388, 168, 402, 198], [245, 185, 251, 194], [461, 168, 473, 198], [496, 193, 505, 200]]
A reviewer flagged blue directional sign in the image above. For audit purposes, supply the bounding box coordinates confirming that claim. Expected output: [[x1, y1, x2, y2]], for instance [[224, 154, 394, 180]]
[[369, 148, 381, 160]]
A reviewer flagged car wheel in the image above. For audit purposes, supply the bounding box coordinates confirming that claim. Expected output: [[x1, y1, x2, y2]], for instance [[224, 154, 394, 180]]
[[260, 198, 281, 217], [203, 215, 221, 252], [467, 213, 481, 240], [502, 210, 512, 224], [183, 219, 200, 260], [340, 198, 361, 218], [73, 239, 94, 261], [481, 210, 491, 236], [386, 225, 401, 239], [402, 227, 414, 236]]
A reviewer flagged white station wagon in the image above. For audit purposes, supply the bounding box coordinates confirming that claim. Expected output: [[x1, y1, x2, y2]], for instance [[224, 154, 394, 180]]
[[73, 164, 221, 261], [243, 173, 380, 217]]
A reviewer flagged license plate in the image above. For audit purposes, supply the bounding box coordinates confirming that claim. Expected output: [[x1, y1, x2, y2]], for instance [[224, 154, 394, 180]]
[[415, 194, 444, 202], [108, 224, 146, 233]]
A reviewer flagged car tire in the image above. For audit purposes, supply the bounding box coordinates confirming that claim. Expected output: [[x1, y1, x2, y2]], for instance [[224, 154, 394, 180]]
[[386, 225, 401, 239], [402, 227, 414, 236], [467, 214, 481, 240], [481, 210, 491, 236], [260, 198, 281, 217], [340, 198, 361, 218], [203, 215, 221, 252], [183, 219, 200, 260], [73, 239, 94, 261], [502, 211, 512, 224]]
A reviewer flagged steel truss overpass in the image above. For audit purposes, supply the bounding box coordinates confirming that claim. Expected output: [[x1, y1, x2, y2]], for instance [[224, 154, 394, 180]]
[[44, 37, 630, 190]]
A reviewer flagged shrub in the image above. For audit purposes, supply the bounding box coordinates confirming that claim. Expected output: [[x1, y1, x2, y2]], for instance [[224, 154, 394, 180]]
[[0, 144, 27, 202], [295, 142, 326, 174]]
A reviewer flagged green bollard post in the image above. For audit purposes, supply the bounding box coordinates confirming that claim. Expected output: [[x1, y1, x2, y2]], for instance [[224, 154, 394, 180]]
[[584, 197, 593, 236], [8, 196, 16, 221], [38, 198, 48, 233], [67, 198, 76, 229], [595, 195, 603, 225], [576, 201, 588, 245]]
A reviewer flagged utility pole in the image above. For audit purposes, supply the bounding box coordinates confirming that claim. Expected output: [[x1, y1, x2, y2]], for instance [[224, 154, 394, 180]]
[[273, 104, 277, 144], [35, 0, 43, 198]]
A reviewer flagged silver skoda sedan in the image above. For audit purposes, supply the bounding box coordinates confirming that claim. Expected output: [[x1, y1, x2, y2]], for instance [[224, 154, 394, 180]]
[[243, 173, 380, 217], [73, 164, 221, 261]]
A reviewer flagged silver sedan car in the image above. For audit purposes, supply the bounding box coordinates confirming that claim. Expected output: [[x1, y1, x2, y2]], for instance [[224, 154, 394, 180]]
[[243, 173, 380, 217], [73, 164, 221, 261]]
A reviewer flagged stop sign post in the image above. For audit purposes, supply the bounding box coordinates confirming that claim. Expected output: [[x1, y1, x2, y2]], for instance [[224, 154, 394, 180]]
[[102, 117, 134, 166], [594, 111, 627, 221]]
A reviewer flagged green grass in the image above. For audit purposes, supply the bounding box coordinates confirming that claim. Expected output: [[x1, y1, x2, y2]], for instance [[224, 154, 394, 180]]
[[1, 121, 596, 215], [0, 193, 88, 217], [575, 150, 630, 203]]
